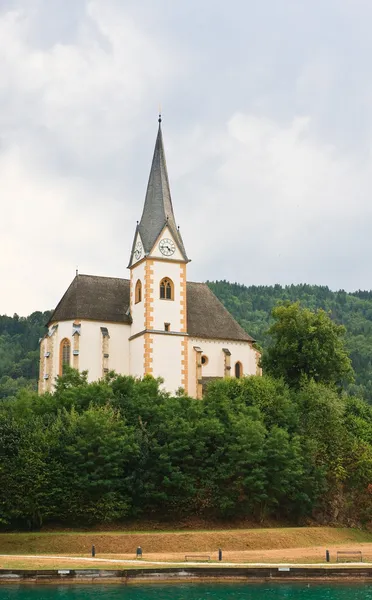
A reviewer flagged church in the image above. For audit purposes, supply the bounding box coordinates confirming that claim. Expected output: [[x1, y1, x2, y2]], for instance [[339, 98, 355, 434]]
[[38, 118, 261, 398]]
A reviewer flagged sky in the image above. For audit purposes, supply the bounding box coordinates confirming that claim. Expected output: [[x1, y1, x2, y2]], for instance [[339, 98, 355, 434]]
[[1, 0, 372, 315]]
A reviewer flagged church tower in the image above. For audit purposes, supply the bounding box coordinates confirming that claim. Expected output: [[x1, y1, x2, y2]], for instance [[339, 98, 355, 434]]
[[128, 117, 189, 394]]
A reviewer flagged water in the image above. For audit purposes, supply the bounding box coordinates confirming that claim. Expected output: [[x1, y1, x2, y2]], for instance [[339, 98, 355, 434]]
[[0, 584, 371, 600]]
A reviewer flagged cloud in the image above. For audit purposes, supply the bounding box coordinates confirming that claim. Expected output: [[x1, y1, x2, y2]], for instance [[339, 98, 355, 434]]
[[1, 0, 372, 315], [0, 1, 181, 314], [179, 112, 372, 291]]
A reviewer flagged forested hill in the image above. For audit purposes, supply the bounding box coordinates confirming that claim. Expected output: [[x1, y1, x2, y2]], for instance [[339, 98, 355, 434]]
[[1, 282, 372, 402], [0, 311, 51, 399], [208, 281, 372, 402]]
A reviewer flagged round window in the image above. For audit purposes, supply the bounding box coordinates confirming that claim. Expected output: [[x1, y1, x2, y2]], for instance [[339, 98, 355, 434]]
[[201, 355, 209, 366]]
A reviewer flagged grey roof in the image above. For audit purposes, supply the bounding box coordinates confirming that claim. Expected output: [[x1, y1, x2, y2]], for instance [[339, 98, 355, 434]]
[[186, 282, 254, 342], [49, 275, 254, 343], [128, 123, 188, 266], [49, 275, 132, 325]]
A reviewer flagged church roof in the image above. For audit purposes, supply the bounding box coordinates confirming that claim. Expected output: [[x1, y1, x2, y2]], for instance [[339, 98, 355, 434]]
[[128, 121, 188, 266], [186, 282, 254, 342], [50, 275, 132, 325], [49, 274, 254, 343]]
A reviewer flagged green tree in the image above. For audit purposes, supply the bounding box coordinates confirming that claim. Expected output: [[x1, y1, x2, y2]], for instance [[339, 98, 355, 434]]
[[48, 405, 138, 524], [1, 370, 372, 529], [0, 413, 54, 528], [262, 302, 354, 388]]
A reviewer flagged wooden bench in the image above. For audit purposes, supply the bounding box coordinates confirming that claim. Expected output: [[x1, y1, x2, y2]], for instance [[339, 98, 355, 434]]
[[336, 551, 363, 563], [184, 555, 211, 562]]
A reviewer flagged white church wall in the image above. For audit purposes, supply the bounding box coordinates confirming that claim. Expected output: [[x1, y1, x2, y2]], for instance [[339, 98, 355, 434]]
[[187, 343, 197, 398], [130, 261, 146, 336], [105, 322, 130, 375], [229, 340, 258, 376], [188, 338, 259, 395], [78, 321, 130, 381], [152, 333, 183, 394], [78, 321, 103, 381], [129, 335, 145, 378], [152, 261, 183, 331]]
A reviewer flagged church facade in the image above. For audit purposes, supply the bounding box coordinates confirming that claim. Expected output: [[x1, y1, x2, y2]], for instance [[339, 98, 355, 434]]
[[38, 120, 260, 398]]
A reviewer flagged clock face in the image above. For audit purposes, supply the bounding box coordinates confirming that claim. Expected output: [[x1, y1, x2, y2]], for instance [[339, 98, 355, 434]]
[[134, 241, 143, 261], [159, 238, 176, 256]]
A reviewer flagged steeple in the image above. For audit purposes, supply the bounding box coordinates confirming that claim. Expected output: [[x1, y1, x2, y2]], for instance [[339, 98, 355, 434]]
[[128, 117, 188, 267]]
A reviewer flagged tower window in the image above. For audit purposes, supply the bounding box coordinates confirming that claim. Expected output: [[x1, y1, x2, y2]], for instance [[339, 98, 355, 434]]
[[160, 277, 174, 300], [59, 338, 71, 375], [135, 279, 142, 304], [235, 361, 243, 378]]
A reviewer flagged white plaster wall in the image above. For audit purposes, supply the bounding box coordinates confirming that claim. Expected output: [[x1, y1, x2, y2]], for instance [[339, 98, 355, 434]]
[[150, 226, 184, 261], [152, 333, 183, 394], [78, 321, 130, 381], [47, 320, 130, 385], [151, 260, 184, 331], [77, 321, 105, 380], [104, 322, 130, 375], [188, 337, 258, 397], [196, 338, 257, 377], [130, 261, 145, 336], [187, 342, 197, 399], [129, 335, 145, 378]]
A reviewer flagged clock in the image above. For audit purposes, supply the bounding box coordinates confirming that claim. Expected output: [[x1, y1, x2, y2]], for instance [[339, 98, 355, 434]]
[[134, 241, 143, 261], [159, 238, 176, 256]]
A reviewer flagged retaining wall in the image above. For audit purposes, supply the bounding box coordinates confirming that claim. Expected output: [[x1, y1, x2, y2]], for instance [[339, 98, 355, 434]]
[[1, 567, 372, 584]]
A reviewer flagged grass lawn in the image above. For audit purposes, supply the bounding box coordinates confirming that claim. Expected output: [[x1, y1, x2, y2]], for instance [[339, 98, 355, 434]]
[[0, 527, 371, 564]]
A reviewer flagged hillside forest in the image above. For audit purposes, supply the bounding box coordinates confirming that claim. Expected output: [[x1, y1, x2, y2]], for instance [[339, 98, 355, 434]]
[[2, 282, 372, 402], [0, 283, 372, 529], [1, 301, 371, 529]]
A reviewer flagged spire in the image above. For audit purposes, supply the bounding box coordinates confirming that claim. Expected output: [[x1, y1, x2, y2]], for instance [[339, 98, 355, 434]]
[[134, 118, 188, 262]]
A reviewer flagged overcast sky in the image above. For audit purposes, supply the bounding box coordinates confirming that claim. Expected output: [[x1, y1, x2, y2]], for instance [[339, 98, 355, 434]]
[[1, 0, 372, 315]]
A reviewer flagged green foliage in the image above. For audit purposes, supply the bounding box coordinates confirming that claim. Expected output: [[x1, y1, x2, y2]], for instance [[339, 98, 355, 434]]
[[0, 311, 51, 400], [1, 369, 371, 529], [208, 281, 372, 402], [0, 286, 371, 528], [2, 281, 372, 401], [261, 302, 354, 389]]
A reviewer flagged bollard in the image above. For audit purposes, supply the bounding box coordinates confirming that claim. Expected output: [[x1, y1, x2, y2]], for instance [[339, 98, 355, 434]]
[[326, 549, 330, 563], [218, 548, 222, 562], [92, 545, 96, 558], [136, 546, 142, 559]]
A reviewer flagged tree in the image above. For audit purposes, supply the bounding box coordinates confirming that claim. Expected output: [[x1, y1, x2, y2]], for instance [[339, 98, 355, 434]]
[[48, 405, 138, 524], [1, 370, 372, 529], [261, 302, 354, 389]]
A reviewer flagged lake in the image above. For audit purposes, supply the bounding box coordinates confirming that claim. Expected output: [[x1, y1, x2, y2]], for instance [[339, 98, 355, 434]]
[[0, 584, 372, 599]]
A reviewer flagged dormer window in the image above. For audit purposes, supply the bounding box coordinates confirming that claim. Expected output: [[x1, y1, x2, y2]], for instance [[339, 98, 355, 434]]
[[135, 279, 142, 304], [160, 277, 174, 300]]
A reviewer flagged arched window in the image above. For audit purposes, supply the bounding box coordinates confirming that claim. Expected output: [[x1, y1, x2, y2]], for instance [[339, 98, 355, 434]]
[[160, 277, 174, 300], [235, 361, 243, 378], [59, 338, 71, 375], [135, 279, 142, 304]]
